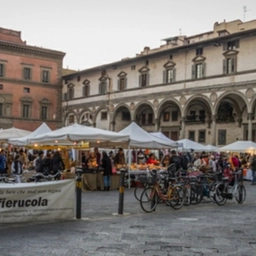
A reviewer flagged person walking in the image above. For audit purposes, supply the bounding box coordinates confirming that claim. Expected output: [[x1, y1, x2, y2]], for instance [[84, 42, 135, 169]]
[[101, 151, 112, 191], [250, 154, 256, 185], [11, 155, 23, 183]]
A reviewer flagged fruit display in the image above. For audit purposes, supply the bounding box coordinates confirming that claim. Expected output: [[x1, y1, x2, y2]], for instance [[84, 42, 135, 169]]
[[129, 163, 162, 171]]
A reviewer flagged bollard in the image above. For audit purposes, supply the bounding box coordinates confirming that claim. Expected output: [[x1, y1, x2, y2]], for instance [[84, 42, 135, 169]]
[[118, 168, 126, 215], [76, 168, 83, 219], [151, 169, 157, 211]]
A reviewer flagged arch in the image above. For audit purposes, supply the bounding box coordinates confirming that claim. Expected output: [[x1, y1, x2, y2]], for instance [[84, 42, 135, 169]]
[[133, 101, 155, 120], [183, 94, 213, 117], [64, 110, 77, 126], [94, 105, 109, 121], [112, 103, 132, 122], [112, 103, 132, 131], [78, 108, 93, 126], [248, 93, 256, 114], [214, 91, 249, 116], [157, 98, 182, 119]]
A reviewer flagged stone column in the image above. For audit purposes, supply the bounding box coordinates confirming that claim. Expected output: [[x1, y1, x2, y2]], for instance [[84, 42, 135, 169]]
[[180, 116, 185, 139], [211, 115, 216, 145], [154, 118, 159, 132], [248, 113, 253, 141], [110, 121, 116, 131]]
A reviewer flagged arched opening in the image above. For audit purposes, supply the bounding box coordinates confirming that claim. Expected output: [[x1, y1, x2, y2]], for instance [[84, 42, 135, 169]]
[[112, 105, 131, 132]]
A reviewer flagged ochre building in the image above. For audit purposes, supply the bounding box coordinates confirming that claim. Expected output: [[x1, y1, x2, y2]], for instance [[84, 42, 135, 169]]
[[0, 27, 65, 131], [62, 19, 256, 146]]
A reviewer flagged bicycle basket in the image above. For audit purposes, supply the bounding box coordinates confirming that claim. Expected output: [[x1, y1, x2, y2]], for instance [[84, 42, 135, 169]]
[[137, 174, 148, 184]]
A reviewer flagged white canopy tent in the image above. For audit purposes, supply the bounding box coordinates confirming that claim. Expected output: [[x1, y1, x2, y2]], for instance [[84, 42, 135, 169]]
[[177, 138, 208, 152], [119, 122, 178, 149], [0, 127, 31, 143], [219, 141, 256, 152], [149, 132, 177, 146], [8, 123, 52, 146], [29, 123, 130, 147], [205, 144, 219, 152]]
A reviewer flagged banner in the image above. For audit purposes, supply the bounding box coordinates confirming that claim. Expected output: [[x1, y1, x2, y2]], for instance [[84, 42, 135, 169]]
[[0, 180, 75, 223]]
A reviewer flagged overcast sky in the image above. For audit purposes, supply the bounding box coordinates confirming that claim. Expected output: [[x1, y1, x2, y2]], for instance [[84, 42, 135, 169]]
[[1, 0, 256, 71]]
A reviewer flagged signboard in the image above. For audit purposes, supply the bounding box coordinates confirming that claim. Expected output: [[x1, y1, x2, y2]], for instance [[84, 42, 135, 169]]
[[0, 180, 75, 223]]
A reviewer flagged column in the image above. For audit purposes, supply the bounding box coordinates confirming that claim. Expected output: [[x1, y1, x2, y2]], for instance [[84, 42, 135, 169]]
[[248, 113, 253, 141], [154, 118, 159, 132], [180, 116, 185, 139], [110, 121, 115, 131], [211, 115, 216, 146]]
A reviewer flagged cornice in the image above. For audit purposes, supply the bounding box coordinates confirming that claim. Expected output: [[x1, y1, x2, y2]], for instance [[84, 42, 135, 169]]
[[0, 40, 65, 59]]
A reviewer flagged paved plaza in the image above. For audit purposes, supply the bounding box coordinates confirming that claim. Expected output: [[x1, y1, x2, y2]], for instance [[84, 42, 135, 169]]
[[0, 181, 256, 256]]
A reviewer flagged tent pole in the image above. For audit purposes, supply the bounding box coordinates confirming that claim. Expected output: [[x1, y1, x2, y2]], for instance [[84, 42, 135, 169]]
[[128, 144, 131, 189]]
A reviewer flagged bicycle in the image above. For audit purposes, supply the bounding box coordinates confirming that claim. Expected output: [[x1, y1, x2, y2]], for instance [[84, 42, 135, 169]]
[[29, 171, 62, 182], [214, 169, 246, 206], [0, 174, 16, 183], [139, 170, 184, 213]]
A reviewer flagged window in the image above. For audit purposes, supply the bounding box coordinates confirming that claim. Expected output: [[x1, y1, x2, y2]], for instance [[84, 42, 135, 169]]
[[218, 130, 226, 145], [22, 104, 30, 118], [141, 73, 148, 87], [148, 113, 153, 124], [166, 69, 176, 83], [196, 47, 203, 56], [83, 85, 90, 97], [199, 110, 205, 121], [101, 112, 108, 120], [172, 111, 178, 121], [198, 130, 206, 143], [42, 70, 49, 83], [0, 84, 3, 90], [189, 131, 195, 141], [163, 112, 170, 122], [23, 68, 31, 80], [23, 87, 30, 93], [117, 72, 127, 91], [120, 78, 126, 91], [0, 103, 3, 116], [41, 106, 48, 120], [141, 113, 146, 124], [99, 82, 107, 94], [68, 87, 74, 100], [131, 65, 136, 70], [223, 57, 236, 74], [69, 115, 75, 123], [122, 111, 131, 121], [192, 63, 205, 79], [227, 40, 239, 50], [0, 64, 4, 77]]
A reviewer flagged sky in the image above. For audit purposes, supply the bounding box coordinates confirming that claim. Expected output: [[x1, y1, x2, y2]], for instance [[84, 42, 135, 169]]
[[1, 0, 256, 71]]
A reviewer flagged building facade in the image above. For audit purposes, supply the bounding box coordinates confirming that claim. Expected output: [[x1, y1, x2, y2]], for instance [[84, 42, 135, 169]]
[[62, 19, 256, 146], [0, 27, 65, 131]]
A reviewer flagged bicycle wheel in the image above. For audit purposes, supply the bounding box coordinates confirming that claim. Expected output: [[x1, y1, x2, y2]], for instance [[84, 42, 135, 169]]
[[209, 183, 218, 203], [183, 187, 191, 206], [140, 187, 158, 213], [190, 184, 203, 205], [214, 183, 227, 206], [167, 186, 184, 210], [134, 186, 144, 201], [235, 184, 246, 204]]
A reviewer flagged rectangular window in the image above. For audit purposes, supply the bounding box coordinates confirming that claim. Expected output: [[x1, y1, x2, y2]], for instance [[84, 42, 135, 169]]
[[227, 40, 237, 50], [0, 103, 3, 116], [101, 112, 107, 120], [141, 113, 146, 124], [42, 70, 49, 83], [23, 68, 31, 80], [122, 111, 130, 121], [22, 104, 30, 118], [120, 78, 125, 91], [196, 47, 203, 56], [141, 73, 147, 87], [195, 63, 203, 79], [227, 58, 235, 74], [41, 106, 47, 120], [218, 130, 226, 145], [0, 84, 3, 90], [23, 87, 30, 93], [99, 82, 106, 94], [172, 111, 178, 121], [69, 115, 74, 123], [198, 130, 206, 143], [148, 113, 153, 124], [188, 131, 195, 141], [84, 85, 89, 97], [68, 88, 73, 100], [163, 112, 170, 122], [0, 64, 4, 77], [166, 69, 174, 83]]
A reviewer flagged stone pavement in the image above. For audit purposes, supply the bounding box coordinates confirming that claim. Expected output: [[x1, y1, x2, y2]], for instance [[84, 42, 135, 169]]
[[0, 181, 256, 256]]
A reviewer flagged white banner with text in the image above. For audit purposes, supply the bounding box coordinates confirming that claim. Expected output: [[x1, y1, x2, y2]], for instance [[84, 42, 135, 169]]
[[0, 180, 75, 223]]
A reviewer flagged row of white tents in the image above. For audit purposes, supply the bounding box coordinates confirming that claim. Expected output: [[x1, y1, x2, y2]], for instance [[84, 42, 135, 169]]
[[1, 122, 256, 152]]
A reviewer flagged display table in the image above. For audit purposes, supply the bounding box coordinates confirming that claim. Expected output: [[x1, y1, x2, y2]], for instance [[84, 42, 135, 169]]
[[82, 173, 120, 191]]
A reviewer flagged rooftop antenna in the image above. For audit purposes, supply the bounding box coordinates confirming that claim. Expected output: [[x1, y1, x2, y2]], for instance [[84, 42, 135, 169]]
[[243, 6, 247, 22]]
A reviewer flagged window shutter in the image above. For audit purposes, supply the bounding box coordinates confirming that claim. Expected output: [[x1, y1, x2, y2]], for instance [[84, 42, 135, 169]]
[[173, 68, 176, 82], [235, 40, 240, 49], [139, 74, 142, 87], [72, 88, 74, 99], [83, 86, 85, 97], [223, 42, 227, 51], [117, 79, 120, 91], [99, 83, 101, 94], [23, 68, 26, 79], [66, 92, 69, 101], [223, 59, 227, 74], [147, 73, 150, 87], [202, 63, 206, 77], [62, 93, 66, 101], [191, 65, 196, 79], [124, 77, 127, 90], [88, 85, 90, 96], [231, 57, 236, 73], [104, 82, 107, 94], [163, 70, 166, 83]]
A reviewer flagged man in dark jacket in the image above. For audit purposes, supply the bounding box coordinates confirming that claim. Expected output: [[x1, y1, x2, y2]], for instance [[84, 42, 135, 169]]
[[35, 151, 44, 173], [101, 151, 112, 191], [250, 154, 256, 185]]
